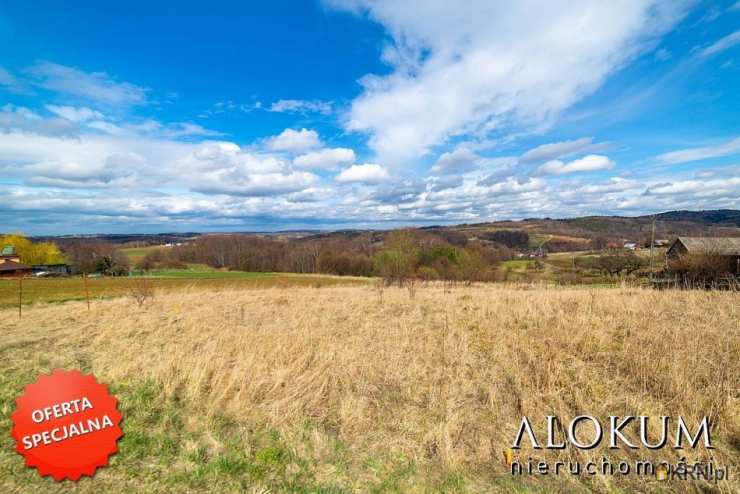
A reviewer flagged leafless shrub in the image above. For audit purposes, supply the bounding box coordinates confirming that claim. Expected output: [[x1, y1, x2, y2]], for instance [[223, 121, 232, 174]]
[[128, 277, 155, 309], [406, 278, 417, 299], [373, 278, 384, 303], [668, 250, 738, 288]]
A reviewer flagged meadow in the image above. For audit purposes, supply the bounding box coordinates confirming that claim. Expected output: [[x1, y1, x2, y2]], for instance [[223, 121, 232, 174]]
[[0, 271, 369, 308], [1, 282, 738, 493]]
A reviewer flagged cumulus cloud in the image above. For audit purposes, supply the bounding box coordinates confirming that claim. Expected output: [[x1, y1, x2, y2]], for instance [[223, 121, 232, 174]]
[[335, 163, 391, 184], [655, 136, 740, 164], [431, 147, 480, 175], [268, 99, 332, 114], [267, 128, 321, 152], [293, 148, 356, 170], [329, 0, 690, 164], [26, 61, 149, 106], [0, 115, 315, 198], [536, 154, 615, 175]]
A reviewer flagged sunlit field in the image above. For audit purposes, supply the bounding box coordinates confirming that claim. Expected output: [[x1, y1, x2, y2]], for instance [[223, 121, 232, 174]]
[[1, 283, 738, 493], [0, 272, 369, 308]]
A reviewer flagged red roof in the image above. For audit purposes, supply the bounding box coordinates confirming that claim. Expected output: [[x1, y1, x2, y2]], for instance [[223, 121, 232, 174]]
[[0, 260, 33, 272]]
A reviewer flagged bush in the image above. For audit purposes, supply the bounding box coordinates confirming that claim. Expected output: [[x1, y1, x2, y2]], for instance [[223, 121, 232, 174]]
[[128, 277, 155, 308], [417, 266, 440, 281], [597, 253, 646, 277], [668, 251, 737, 285]]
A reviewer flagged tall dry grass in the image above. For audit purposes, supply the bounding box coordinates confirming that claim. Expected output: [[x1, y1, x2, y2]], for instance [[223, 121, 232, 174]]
[[3, 283, 739, 492]]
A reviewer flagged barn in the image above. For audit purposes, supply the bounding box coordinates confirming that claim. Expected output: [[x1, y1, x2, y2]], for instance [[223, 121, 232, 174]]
[[666, 237, 740, 274]]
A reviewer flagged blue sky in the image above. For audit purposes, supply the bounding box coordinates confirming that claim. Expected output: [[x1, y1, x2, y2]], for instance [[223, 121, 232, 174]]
[[1, 0, 739, 234]]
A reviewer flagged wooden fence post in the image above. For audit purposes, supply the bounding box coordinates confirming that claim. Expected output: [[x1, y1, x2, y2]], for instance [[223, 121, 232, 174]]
[[84, 272, 90, 310], [18, 276, 22, 318]]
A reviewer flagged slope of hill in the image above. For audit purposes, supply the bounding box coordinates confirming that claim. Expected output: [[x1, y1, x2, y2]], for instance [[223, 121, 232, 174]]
[[650, 209, 740, 227]]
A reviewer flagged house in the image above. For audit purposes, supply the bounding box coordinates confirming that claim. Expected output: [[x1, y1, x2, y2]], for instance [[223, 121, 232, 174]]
[[0, 260, 34, 278], [0, 245, 34, 278], [1, 245, 21, 263], [666, 237, 740, 274]]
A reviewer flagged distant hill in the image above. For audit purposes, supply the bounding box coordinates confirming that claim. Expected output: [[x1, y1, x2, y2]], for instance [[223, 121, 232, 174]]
[[23, 210, 740, 254], [648, 209, 740, 227]]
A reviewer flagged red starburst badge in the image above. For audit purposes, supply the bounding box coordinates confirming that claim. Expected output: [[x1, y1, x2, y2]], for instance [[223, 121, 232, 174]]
[[11, 369, 123, 481]]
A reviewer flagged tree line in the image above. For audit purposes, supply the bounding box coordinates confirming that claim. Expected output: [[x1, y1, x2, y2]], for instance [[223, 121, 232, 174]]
[[134, 230, 515, 283]]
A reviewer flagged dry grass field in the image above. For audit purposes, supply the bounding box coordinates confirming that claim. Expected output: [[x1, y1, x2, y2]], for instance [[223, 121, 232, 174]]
[[1, 283, 738, 493]]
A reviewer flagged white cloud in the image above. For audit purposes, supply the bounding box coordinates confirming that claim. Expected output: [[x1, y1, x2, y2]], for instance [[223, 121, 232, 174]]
[[655, 137, 740, 164], [329, 0, 690, 164], [26, 61, 148, 106], [84, 118, 220, 139], [519, 137, 596, 163], [192, 171, 319, 197], [293, 147, 356, 170], [645, 177, 740, 196], [577, 177, 640, 194], [431, 147, 480, 174], [0, 120, 311, 198], [267, 128, 321, 152], [427, 174, 464, 191], [699, 30, 740, 58], [45, 105, 103, 122], [335, 163, 391, 184], [536, 154, 614, 175], [268, 99, 332, 114], [0, 104, 78, 137]]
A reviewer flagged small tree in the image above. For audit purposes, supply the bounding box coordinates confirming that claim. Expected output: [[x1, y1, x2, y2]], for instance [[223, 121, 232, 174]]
[[96, 251, 130, 276], [373, 230, 419, 286], [457, 249, 486, 285], [0, 233, 65, 264], [136, 252, 159, 272]]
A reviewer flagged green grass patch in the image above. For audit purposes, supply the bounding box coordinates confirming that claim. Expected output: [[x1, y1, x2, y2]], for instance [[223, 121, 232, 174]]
[[119, 246, 167, 263], [0, 272, 370, 308]]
